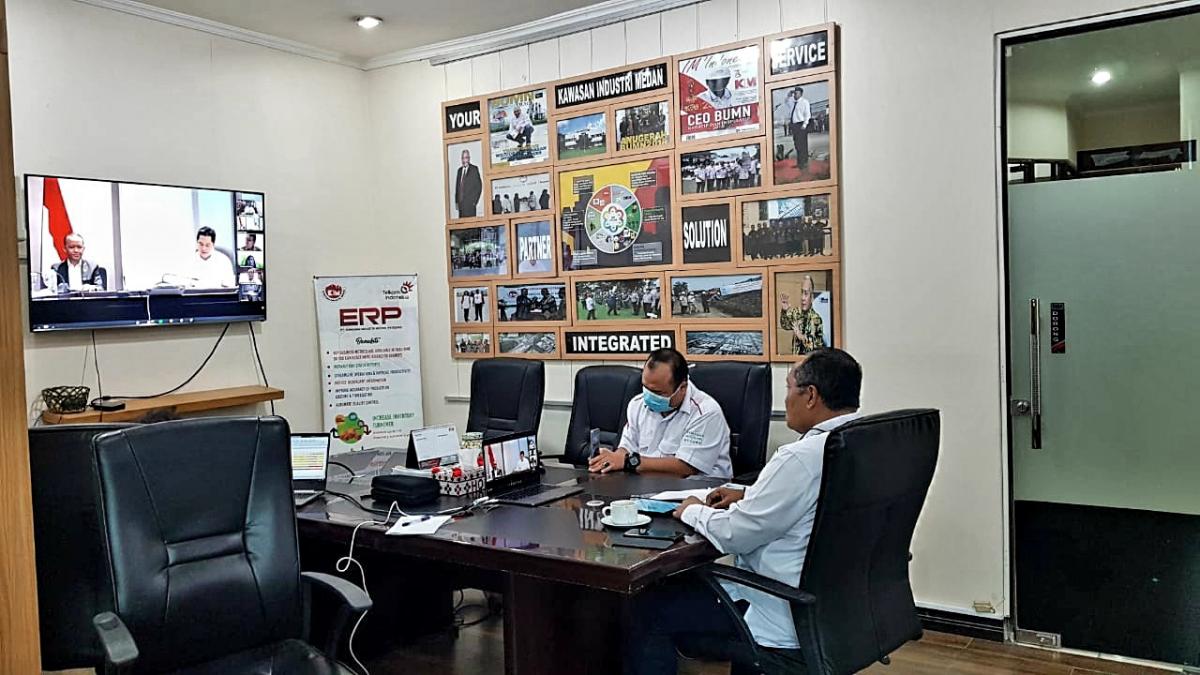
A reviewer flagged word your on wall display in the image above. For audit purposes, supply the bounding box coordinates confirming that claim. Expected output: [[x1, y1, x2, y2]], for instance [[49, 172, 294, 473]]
[[442, 23, 842, 364]]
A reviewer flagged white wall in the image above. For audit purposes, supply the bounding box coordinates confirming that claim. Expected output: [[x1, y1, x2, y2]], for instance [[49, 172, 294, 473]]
[[14, 0, 1160, 619], [1072, 99, 1180, 151], [11, 0, 374, 427], [1007, 101, 1075, 159]]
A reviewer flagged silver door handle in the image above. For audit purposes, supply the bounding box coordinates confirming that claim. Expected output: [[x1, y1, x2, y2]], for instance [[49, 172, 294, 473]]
[[1029, 298, 1042, 449]]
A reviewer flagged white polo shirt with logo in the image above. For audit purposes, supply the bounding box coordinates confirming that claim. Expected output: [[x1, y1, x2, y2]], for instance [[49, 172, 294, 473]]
[[618, 382, 732, 479]]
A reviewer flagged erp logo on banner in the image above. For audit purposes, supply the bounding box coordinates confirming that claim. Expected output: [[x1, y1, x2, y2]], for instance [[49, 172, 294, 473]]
[[445, 100, 482, 135], [339, 306, 403, 327]]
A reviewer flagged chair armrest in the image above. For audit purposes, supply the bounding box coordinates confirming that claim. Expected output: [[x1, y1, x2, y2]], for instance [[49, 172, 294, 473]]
[[302, 571, 373, 613], [701, 563, 816, 606], [93, 612, 139, 668]]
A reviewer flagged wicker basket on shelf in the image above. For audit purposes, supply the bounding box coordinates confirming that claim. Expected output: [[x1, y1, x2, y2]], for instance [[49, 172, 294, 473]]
[[42, 385, 91, 414]]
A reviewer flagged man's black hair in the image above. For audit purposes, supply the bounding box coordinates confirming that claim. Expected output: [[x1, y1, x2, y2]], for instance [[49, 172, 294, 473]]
[[794, 348, 861, 410], [646, 347, 689, 388], [196, 226, 217, 242]]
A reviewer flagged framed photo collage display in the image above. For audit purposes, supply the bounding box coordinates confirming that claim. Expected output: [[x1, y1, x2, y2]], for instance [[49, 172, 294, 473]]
[[444, 23, 841, 362]]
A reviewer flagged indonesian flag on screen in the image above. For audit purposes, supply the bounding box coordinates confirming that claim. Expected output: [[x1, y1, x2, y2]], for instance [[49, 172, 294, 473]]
[[42, 177, 74, 262]]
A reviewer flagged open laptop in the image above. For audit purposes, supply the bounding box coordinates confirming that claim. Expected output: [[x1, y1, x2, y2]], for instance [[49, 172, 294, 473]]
[[484, 431, 582, 507], [291, 433, 330, 508]]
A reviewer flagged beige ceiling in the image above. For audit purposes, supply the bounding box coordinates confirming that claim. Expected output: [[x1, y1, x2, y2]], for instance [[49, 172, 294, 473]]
[[1006, 11, 1200, 110], [137, 0, 611, 60]]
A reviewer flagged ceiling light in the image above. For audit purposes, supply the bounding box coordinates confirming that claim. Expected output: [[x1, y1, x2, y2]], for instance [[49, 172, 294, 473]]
[[355, 16, 382, 29], [1091, 69, 1112, 86]]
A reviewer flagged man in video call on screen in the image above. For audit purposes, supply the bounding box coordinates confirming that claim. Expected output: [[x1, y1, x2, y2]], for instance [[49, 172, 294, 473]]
[[52, 233, 107, 292], [454, 149, 482, 218], [189, 226, 235, 289], [589, 348, 732, 479]]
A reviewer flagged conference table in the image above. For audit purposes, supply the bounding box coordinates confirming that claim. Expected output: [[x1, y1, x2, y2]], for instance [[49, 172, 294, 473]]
[[296, 450, 724, 674]]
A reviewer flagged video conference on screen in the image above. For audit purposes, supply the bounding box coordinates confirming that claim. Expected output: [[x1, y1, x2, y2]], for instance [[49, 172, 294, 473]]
[[482, 435, 538, 480]]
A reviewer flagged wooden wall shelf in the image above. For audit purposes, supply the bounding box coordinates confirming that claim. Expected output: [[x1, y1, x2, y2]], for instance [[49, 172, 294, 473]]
[[40, 385, 284, 424]]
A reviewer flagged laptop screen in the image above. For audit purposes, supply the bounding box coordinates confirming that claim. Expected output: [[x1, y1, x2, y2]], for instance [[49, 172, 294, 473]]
[[290, 434, 330, 488], [482, 433, 538, 483]]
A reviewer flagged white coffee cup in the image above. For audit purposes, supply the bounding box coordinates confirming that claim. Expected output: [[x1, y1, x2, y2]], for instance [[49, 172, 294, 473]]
[[603, 499, 639, 525]]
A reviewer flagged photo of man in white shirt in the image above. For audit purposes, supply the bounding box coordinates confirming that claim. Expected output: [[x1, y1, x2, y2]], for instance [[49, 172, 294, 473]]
[[188, 226, 235, 289]]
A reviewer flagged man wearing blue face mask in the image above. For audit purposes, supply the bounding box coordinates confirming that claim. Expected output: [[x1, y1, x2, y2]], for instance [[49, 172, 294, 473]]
[[588, 348, 732, 479]]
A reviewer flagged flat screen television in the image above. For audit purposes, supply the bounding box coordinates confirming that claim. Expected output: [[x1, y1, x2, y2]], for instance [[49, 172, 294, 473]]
[[25, 175, 267, 332]]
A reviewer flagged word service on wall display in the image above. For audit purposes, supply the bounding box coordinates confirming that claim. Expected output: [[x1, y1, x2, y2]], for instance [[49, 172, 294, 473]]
[[442, 23, 841, 363]]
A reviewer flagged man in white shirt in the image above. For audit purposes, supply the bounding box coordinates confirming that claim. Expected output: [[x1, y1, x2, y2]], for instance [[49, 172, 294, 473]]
[[790, 86, 812, 171], [589, 348, 732, 479], [189, 226, 236, 289], [506, 106, 534, 148], [624, 348, 863, 674]]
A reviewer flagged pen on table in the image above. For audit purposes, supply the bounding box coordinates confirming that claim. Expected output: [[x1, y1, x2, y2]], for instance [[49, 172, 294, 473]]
[[400, 515, 432, 528]]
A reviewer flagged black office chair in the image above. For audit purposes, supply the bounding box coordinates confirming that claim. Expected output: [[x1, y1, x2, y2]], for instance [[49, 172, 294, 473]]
[[689, 361, 772, 482], [562, 364, 642, 465], [28, 424, 133, 671], [466, 358, 545, 441], [697, 409, 940, 675], [89, 417, 370, 674]]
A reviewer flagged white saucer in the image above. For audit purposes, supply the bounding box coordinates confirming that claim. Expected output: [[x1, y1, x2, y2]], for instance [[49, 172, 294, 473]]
[[601, 514, 652, 528]]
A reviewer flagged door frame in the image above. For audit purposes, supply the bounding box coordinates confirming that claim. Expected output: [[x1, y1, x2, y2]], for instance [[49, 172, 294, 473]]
[[994, 0, 1200, 654]]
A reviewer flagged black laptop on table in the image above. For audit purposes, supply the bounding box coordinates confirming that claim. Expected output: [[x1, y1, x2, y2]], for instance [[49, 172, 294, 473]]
[[290, 433, 330, 508], [484, 431, 582, 507]]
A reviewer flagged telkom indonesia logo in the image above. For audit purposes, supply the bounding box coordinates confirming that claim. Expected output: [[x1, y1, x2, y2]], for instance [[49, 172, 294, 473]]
[[323, 284, 345, 301], [400, 280, 414, 295]]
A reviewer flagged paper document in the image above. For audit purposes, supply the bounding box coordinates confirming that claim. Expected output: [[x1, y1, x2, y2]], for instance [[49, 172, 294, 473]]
[[386, 515, 452, 536], [649, 488, 715, 501]]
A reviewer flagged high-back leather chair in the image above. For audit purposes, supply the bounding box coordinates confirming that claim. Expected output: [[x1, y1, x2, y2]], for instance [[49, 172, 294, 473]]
[[563, 365, 642, 465], [28, 423, 133, 670], [90, 417, 369, 674], [689, 361, 772, 480], [700, 409, 941, 674], [467, 358, 545, 441]]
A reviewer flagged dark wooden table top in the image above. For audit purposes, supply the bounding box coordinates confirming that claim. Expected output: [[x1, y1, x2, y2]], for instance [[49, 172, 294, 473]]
[[297, 451, 723, 594]]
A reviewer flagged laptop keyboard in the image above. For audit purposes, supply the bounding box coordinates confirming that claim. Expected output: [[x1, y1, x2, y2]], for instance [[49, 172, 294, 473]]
[[500, 484, 554, 500]]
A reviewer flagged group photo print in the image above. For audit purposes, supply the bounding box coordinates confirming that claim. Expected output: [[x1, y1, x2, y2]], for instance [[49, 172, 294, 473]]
[[769, 78, 834, 186], [680, 142, 763, 196], [488, 88, 550, 169], [667, 272, 764, 320], [448, 223, 509, 279], [740, 193, 833, 262], [447, 139, 484, 220], [453, 331, 492, 356], [772, 267, 835, 357], [614, 100, 670, 152], [495, 281, 568, 322], [490, 172, 552, 216], [573, 276, 663, 321]]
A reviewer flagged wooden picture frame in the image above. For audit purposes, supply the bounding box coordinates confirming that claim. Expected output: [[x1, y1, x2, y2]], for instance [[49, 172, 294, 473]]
[[510, 215, 559, 279], [560, 325, 683, 361], [764, 23, 838, 82], [492, 280, 570, 326], [447, 221, 510, 282], [611, 95, 675, 157], [676, 136, 767, 202], [674, 197, 736, 268], [682, 324, 769, 362], [765, 73, 839, 191], [452, 330, 494, 359], [568, 271, 666, 326], [664, 268, 766, 323], [495, 327, 562, 359], [735, 186, 840, 267], [449, 283, 495, 328], [442, 95, 485, 139], [556, 152, 677, 276], [767, 263, 842, 363], [487, 170, 554, 219], [445, 137, 487, 224], [552, 107, 613, 166], [674, 38, 766, 146], [484, 85, 552, 174]]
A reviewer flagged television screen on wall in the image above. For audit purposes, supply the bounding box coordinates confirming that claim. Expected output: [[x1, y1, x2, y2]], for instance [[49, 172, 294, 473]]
[[25, 174, 267, 332]]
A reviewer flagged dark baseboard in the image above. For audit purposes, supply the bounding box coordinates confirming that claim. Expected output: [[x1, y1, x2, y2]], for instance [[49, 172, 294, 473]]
[[918, 607, 1005, 642]]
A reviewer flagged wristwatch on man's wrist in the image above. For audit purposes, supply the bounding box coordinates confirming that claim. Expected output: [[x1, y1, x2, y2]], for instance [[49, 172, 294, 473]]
[[624, 451, 641, 473]]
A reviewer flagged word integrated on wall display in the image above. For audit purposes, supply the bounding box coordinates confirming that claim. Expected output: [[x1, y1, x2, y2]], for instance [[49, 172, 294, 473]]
[[442, 23, 843, 363]]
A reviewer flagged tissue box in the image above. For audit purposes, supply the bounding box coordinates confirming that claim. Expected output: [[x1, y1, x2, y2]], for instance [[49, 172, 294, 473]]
[[430, 465, 485, 497]]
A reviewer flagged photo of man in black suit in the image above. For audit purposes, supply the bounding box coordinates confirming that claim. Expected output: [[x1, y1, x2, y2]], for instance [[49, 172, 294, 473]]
[[453, 147, 483, 218], [52, 233, 107, 291]]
